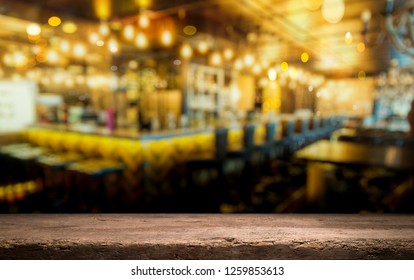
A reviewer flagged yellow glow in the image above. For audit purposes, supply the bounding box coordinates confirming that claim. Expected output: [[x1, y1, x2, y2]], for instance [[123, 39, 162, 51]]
[[358, 70, 366, 80], [99, 22, 110, 36], [223, 48, 234, 60], [210, 52, 222, 66], [244, 53, 254, 66], [138, 13, 150, 29], [93, 0, 111, 20], [322, 0, 345, 24], [135, 32, 148, 49], [281, 62, 289, 72], [357, 42, 366, 53], [252, 64, 262, 75], [268, 68, 277, 81], [62, 21, 77, 34], [60, 40, 70, 53], [197, 40, 209, 54], [301, 52, 309, 63], [47, 50, 59, 64], [183, 25, 197, 36], [345, 32, 353, 44], [302, 0, 322, 10], [123, 25, 135, 41], [135, 0, 152, 9], [180, 42, 193, 59], [89, 32, 100, 44], [161, 30, 173, 46], [108, 37, 119, 53], [234, 59, 243, 70], [26, 23, 41, 36], [48, 16, 61, 27], [73, 43, 87, 58]]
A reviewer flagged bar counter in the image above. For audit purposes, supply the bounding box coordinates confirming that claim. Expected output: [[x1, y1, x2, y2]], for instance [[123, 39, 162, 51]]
[[0, 214, 413, 259]]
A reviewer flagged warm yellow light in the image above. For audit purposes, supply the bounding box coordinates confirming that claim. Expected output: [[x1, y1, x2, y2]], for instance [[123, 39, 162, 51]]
[[281, 62, 289, 72], [345, 32, 353, 44], [26, 23, 41, 36], [47, 50, 59, 64], [223, 48, 234, 60], [357, 42, 366, 53], [180, 42, 193, 59], [210, 52, 222, 66], [122, 25, 135, 41], [252, 64, 262, 75], [62, 21, 77, 34], [96, 40, 105, 47], [358, 70, 366, 80], [89, 32, 100, 44], [302, 0, 322, 10], [268, 68, 277, 81], [99, 22, 110, 36], [301, 52, 309, 63], [135, 0, 152, 9], [135, 32, 148, 49], [244, 53, 254, 66], [3, 53, 13, 66], [161, 30, 173, 46], [138, 13, 150, 29], [234, 59, 243, 70], [73, 43, 87, 58], [93, 0, 112, 20], [48, 16, 61, 27], [108, 37, 119, 53], [13, 51, 28, 68], [60, 40, 70, 53], [197, 40, 209, 54], [183, 25, 197, 36], [322, 0, 345, 24]]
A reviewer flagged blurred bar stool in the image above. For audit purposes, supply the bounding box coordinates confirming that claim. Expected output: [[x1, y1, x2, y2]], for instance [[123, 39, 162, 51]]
[[186, 127, 229, 187], [66, 158, 125, 212], [279, 119, 296, 158], [254, 121, 278, 161], [227, 123, 256, 165]]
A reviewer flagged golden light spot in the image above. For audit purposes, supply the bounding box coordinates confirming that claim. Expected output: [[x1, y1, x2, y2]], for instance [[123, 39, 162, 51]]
[[301, 52, 309, 63], [48, 16, 61, 27]]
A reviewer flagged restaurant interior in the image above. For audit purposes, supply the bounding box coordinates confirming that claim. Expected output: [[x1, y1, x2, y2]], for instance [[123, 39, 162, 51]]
[[1, 0, 414, 214]]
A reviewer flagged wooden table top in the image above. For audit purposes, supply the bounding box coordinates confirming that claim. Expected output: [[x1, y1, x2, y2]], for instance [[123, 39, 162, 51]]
[[295, 140, 414, 170], [0, 214, 413, 259]]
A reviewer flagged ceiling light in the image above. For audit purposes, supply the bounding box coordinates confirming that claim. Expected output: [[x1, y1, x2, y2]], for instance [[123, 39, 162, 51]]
[[26, 23, 41, 36], [197, 40, 209, 54], [73, 43, 87, 58], [268, 68, 277, 81], [138, 13, 150, 29], [345, 32, 352, 44], [223, 48, 234, 60], [135, 32, 148, 49], [210, 52, 222, 66], [301, 52, 309, 63], [48, 16, 61, 27], [322, 0, 345, 24], [281, 62, 289, 72], [244, 54, 254, 66], [234, 59, 243, 70], [183, 25, 197, 36], [108, 37, 119, 53], [252, 64, 262, 75], [161, 30, 173, 46], [180, 42, 193, 59], [99, 22, 110, 36], [122, 25, 135, 41], [62, 21, 77, 34]]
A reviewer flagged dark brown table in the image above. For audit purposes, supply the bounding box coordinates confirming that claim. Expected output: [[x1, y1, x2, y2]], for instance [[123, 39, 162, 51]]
[[295, 140, 414, 207]]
